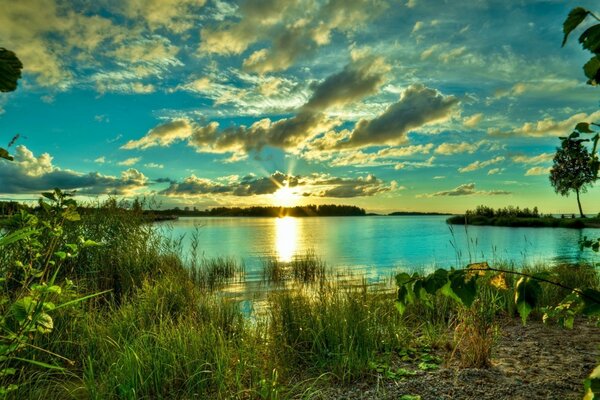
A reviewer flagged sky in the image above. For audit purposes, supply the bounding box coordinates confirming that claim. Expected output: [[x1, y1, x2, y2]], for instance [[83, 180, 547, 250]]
[[1, 0, 600, 213]]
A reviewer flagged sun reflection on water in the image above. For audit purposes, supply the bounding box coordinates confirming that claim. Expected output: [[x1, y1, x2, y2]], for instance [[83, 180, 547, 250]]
[[275, 216, 298, 262]]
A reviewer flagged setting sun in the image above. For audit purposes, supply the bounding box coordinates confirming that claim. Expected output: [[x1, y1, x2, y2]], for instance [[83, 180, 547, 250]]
[[272, 185, 299, 207]]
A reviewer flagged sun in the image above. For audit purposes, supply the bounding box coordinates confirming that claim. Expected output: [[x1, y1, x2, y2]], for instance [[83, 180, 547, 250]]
[[273, 185, 299, 207]]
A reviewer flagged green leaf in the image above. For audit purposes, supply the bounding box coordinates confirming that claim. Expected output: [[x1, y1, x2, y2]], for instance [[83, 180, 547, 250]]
[[396, 283, 414, 315], [394, 300, 406, 316], [54, 251, 67, 260], [35, 312, 53, 333], [63, 207, 80, 222], [584, 365, 600, 400], [514, 277, 542, 325], [422, 269, 448, 295], [418, 361, 439, 371], [10, 297, 35, 323], [0, 148, 13, 161], [82, 239, 101, 248], [395, 272, 412, 287], [53, 289, 111, 310], [563, 7, 590, 46], [579, 24, 600, 53], [576, 122, 595, 133], [0, 229, 36, 247], [449, 271, 477, 307], [11, 357, 64, 371], [584, 56, 600, 84], [41, 192, 56, 201]]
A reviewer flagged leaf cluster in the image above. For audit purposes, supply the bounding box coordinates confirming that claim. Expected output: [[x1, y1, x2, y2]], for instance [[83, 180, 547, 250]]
[[563, 8, 600, 85], [395, 262, 600, 326]]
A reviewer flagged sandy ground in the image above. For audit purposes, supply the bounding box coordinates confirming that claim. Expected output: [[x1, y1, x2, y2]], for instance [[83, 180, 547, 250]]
[[325, 318, 600, 400]]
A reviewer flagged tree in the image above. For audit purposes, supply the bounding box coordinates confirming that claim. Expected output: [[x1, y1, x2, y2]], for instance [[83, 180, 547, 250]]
[[549, 132, 598, 217], [0, 48, 23, 161]]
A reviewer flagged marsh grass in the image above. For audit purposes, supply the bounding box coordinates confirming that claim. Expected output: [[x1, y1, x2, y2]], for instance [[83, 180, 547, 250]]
[[262, 252, 327, 286], [190, 256, 245, 290]]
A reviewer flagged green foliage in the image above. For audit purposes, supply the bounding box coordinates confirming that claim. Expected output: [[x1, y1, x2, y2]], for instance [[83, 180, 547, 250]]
[[0, 48, 22, 93], [562, 7, 600, 85], [0, 189, 103, 394]]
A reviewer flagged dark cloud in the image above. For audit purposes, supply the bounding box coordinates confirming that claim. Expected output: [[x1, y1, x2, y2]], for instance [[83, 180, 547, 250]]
[[0, 146, 148, 195], [303, 54, 389, 111], [337, 84, 459, 148]]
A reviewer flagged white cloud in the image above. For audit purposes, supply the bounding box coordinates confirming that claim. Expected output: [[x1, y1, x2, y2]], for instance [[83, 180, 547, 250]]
[[525, 166, 551, 176], [118, 157, 141, 166], [458, 156, 504, 173]]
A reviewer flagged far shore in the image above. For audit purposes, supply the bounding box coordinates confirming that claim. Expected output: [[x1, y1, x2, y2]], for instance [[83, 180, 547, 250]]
[[447, 214, 600, 229]]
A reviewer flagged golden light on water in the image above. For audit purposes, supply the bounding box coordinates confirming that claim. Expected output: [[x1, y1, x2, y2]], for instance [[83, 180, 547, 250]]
[[275, 216, 298, 262]]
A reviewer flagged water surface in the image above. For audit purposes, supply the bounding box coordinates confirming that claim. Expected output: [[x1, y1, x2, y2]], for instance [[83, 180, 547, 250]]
[[161, 216, 599, 281]]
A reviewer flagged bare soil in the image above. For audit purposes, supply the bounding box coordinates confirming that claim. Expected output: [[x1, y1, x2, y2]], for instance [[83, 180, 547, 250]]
[[326, 318, 600, 400]]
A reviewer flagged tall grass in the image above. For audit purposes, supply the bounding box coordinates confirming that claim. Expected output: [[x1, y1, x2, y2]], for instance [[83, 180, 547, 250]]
[[262, 252, 326, 285]]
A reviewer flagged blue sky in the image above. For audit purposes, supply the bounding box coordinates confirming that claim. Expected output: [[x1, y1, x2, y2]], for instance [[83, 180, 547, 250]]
[[1, 0, 600, 213]]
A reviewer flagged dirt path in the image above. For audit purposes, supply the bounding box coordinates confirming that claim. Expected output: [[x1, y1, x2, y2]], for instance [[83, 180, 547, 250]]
[[326, 318, 600, 400]]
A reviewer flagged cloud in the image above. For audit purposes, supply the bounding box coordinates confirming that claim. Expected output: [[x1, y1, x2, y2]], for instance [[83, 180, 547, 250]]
[[0, 0, 193, 90], [458, 156, 504, 173], [94, 156, 106, 164], [330, 84, 459, 149], [511, 153, 553, 164], [144, 163, 164, 169], [117, 157, 141, 166], [435, 141, 481, 155], [394, 156, 436, 170], [200, 0, 387, 73], [161, 171, 393, 198], [0, 146, 148, 195], [423, 182, 511, 197], [322, 144, 434, 167], [493, 82, 527, 99], [115, 0, 207, 32], [132, 55, 392, 157], [303, 52, 390, 111], [121, 119, 194, 150], [487, 167, 503, 175], [463, 113, 483, 128], [525, 166, 551, 176], [304, 173, 393, 198], [489, 110, 600, 137]]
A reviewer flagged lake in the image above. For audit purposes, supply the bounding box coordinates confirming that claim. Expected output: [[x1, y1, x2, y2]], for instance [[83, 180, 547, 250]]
[[160, 216, 599, 282]]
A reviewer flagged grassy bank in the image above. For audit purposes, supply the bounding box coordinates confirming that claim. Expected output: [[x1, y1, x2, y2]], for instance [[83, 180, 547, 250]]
[[0, 197, 598, 399], [447, 205, 600, 228]]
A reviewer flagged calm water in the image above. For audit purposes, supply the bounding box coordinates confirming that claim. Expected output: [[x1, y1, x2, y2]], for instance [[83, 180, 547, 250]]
[[160, 216, 599, 280]]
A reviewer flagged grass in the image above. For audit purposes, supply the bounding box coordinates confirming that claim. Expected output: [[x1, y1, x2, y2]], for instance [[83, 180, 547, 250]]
[[262, 252, 326, 285], [1, 201, 599, 399]]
